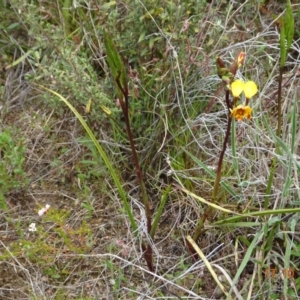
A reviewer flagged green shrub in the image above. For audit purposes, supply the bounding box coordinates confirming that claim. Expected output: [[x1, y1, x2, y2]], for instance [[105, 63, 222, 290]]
[[0, 129, 27, 209]]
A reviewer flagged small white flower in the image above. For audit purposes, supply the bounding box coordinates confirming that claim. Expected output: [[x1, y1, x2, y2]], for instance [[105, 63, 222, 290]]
[[166, 155, 171, 165], [38, 204, 51, 216], [28, 223, 37, 232], [167, 169, 173, 176], [38, 208, 46, 216], [172, 49, 178, 59]]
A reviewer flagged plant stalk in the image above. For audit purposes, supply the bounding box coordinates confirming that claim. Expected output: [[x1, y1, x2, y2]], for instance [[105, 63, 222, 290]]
[[116, 78, 153, 271], [192, 90, 232, 241], [123, 110, 152, 233]]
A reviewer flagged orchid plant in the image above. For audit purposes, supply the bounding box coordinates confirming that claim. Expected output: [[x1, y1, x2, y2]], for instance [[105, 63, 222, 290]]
[[189, 52, 258, 246]]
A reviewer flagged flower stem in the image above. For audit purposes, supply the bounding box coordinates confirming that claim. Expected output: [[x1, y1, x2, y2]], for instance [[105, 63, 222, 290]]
[[116, 78, 153, 271], [192, 90, 232, 241], [123, 111, 152, 233]]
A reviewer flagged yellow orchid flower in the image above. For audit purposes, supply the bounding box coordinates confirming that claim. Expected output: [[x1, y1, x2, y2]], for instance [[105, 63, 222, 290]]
[[231, 79, 258, 100], [244, 81, 258, 99], [231, 80, 245, 97], [230, 105, 252, 121]]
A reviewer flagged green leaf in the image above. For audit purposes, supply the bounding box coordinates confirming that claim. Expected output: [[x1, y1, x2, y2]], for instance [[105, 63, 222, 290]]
[[138, 31, 146, 43], [103, 31, 128, 100], [101, 1, 116, 10], [150, 185, 171, 238], [280, 0, 295, 67], [213, 208, 300, 226], [7, 22, 20, 30], [284, 0, 294, 51], [5, 46, 39, 69]]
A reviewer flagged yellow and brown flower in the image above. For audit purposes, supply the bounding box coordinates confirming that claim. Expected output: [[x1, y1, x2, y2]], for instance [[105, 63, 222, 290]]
[[230, 105, 252, 121]]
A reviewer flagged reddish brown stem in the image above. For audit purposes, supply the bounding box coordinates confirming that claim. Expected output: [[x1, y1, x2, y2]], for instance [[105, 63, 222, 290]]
[[116, 77, 153, 270], [192, 90, 232, 242]]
